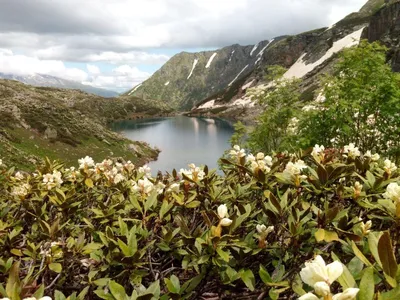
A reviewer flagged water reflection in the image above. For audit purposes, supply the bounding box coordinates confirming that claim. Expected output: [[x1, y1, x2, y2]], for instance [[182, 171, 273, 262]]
[[111, 116, 234, 173]]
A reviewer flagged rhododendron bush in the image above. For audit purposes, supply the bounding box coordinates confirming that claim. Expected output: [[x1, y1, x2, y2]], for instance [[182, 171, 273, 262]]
[[1, 144, 400, 299]]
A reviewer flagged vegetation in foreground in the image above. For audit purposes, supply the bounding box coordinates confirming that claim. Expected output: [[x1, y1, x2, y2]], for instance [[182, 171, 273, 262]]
[[1, 143, 400, 299]]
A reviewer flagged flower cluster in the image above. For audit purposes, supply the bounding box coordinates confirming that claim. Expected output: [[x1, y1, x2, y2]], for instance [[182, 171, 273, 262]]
[[246, 152, 273, 173], [311, 144, 325, 162], [78, 156, 95, 170], [11, 183, 31, 199], [179, 163, 205, 182], [299, 255, 359, 300], [229, 145, 246, 162], [43, 170, 63, 190], [343, 143, 361, 159], [384, 159, 397, 175]]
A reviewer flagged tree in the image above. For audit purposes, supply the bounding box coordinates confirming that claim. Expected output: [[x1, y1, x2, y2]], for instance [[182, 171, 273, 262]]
[[299, 40, 400, 159], [247, 65, 302, 153]]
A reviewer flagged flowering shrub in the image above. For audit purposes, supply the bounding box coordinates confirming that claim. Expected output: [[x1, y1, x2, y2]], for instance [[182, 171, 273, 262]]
[[1, 144, 400, 299]]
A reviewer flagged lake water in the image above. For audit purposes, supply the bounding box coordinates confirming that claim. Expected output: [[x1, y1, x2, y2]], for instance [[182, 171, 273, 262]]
[[111, 116, 234, 173]]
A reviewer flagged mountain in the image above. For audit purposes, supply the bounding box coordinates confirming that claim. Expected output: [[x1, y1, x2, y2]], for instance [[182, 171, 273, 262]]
[[0, 73, 119, 98], [125, 40, 278, 110], [188, 0, 400, 122], [0, 80, 174, 170], [127, 0, 398, 117]]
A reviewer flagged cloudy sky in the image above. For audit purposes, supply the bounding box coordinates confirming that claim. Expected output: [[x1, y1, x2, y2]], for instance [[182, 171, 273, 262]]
[[0, 0, 367, 93]]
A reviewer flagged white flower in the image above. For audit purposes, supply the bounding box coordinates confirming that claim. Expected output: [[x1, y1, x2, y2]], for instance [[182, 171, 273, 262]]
[[246, 154, 256, 163], [332, 288, 359, 300], [256, 224, 274, 234], [167, 183, 180, 193], [179, 164, 205, 182], [14, 171, 24, 180], [217, 204, 228, 219], [343, 143, 360, 158], [132, 177, 154, 195], [314, 281, 330, 296], [217, 204, 232, 227], [359, 218, 372, 235], [354, 181, 362, 192], [256, 152, 265, 160], [256, 224, 266, 233], [139, 164, 152, 177], [43, 171, 63, 190], [302, 105, 317, 112], [230, 145, 246, 160], [384, 182, 400, 203], [287, 117, 299, 134], [384, 159, 397, 175], [155, 182, 166, 194], [0, 159, 2, 166], [11, 183, 31, 198], [366, 114, 376, 126], [300, 255, 343, 288], [284, 160, 308, 176], [312, 144, 325, 161], [113, 173, 125, 184], [299, 293, 320, 300], [364, 151, 380, 161], [78, 156, 94, 169], [124, 161, 135, 172], [371, 153, 380, 161], [220, 218, 233, 227]]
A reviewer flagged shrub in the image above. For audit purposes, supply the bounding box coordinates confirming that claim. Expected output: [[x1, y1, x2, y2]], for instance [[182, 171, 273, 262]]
[[1, 144, 400, 299]]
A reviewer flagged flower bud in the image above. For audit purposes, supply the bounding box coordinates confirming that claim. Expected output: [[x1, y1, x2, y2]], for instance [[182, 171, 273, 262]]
[[332, 288, 359, 300], [217, 204, 228, 219], [220, 218, 233, 227], [314, 281, 330, 296], [298, 293, 320, 300]]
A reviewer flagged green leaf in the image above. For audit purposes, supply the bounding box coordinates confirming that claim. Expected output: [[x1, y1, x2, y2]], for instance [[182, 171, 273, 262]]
[[378, 232, 398, 278], [164, 275, 180, 294], [144, 191, 157, 212], [216, 248, 230, 262], [185, 200, 201, 208], [127, 230, 138, 255], [381, 285, 400, 300], [240, 269, 255, 291], [82, 242, 103, 254], [109, 280, 128, 300], [54, 290, 67, 300], [49, 262, 62, 273], [118, 239, 133, 257], [351, 241, 372, 267], [259, 265, 272, 284], [315, 228, 325, 242], [358, 267, 374, 300], [368, 231, 383, 268], [6, 262, 21, 300], [33, 284, 45, 298]]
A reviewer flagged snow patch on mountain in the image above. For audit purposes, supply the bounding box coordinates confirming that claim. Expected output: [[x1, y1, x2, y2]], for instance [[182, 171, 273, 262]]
[[284, 27, 365, 79], [228, 65, 249, 86], [250, 43, 259, 56], [187, 59, 199, 79], [205, 53, 218, 69], [257, 39, 274, 57], [129, 83, 142, 95], [228, 50, 235, 62]]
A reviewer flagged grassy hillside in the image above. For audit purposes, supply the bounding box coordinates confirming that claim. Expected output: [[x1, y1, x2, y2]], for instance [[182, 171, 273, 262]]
[[0, 80, 172, 170]]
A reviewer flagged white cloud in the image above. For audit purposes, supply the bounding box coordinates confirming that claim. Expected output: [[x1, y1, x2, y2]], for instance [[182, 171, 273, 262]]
[[85, 65, 151, 92], [87, 64, 101, 74], [0, 50, 88, 82]]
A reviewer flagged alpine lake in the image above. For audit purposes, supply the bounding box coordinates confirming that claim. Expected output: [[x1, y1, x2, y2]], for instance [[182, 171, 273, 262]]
[[111, 116, 234, 174]]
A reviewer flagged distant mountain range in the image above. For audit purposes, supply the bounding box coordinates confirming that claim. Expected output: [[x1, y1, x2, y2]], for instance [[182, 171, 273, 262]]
[[0, 72, 119, 98]]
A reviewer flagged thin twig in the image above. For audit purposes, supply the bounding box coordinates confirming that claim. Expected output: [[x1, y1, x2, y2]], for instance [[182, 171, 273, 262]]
[[45, 273, 61, 290]]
